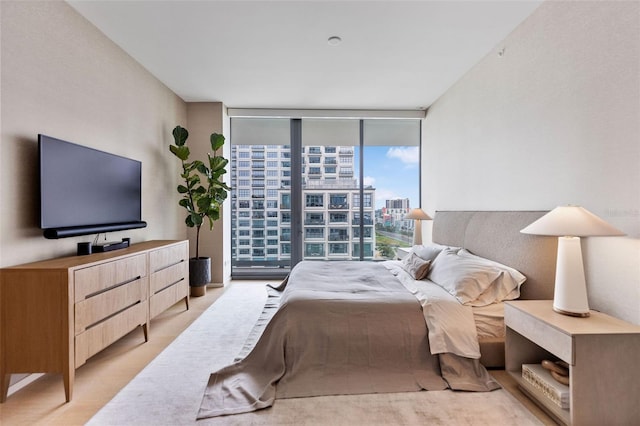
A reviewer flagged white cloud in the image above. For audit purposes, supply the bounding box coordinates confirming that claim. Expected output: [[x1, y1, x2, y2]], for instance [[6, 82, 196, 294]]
[[363, 176, 376, 186], [386, 146, 419, 166]]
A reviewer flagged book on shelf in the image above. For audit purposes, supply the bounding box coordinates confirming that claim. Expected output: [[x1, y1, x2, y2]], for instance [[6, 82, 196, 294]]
[[522, 363, 570, 409]]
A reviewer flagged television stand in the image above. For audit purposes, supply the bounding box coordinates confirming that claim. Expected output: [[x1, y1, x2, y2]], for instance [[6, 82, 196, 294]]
[[0, 240, 189, 403]]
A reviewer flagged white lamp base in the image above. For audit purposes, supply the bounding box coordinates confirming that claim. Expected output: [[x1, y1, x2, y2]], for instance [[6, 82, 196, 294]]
[[413, 220, 423, 246], [553, 236, 590, 317]]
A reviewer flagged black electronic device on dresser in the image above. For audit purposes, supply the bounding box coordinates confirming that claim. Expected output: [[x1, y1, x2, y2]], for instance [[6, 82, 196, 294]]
[[38, 134, 147, 239]]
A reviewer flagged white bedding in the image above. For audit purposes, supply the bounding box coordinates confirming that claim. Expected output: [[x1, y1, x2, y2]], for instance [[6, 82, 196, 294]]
[[384, 260, 481, 359], [472, 303, 505, 339]]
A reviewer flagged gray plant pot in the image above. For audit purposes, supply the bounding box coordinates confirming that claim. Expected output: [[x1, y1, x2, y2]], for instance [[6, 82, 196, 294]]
[[189, 257, 211, 287]]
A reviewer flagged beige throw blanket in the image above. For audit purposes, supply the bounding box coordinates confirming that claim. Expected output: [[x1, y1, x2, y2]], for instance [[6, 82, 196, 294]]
[[198, 261, 499, 420]]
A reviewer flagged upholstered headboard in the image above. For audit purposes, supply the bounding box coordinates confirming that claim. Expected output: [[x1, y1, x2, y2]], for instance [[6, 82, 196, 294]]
[[432, 211, 557, 300]]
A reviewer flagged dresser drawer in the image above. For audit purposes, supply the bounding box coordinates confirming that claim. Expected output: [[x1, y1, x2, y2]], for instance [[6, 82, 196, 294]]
[[75, 277, 148, 334], [74, 254, 146, 302], [149, 243, 188, 273], [150, 261, 187, 295], [75, 301, 148, 367], [150, 279, 189, 319]]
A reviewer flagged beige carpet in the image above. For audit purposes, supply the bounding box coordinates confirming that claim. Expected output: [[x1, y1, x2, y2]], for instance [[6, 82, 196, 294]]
[[88, 282, 542, 425]]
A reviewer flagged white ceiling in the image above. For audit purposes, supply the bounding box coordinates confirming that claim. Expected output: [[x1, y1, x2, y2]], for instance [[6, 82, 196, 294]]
[[68, 0, 542, 110]]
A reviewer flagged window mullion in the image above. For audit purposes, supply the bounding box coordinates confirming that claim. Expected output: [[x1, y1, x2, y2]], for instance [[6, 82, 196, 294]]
[[290, 119, 303, 267], [358, 120, 365, 261]]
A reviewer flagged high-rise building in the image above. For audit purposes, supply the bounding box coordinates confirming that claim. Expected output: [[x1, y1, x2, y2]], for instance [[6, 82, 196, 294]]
[[386, 198, 410, 210], [381, 198, 413, 231], [231, 144, 375, 268]]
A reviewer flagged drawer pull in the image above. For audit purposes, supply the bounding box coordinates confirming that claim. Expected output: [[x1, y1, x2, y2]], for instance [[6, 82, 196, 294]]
[[84, 300, 143, 330], [153, 259, 185, 274], [84, 276, 142, 299], [153, 278, 185, 295]]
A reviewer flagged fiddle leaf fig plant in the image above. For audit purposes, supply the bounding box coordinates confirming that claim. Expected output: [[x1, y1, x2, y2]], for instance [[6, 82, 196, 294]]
[[169, 125, 231, 259]]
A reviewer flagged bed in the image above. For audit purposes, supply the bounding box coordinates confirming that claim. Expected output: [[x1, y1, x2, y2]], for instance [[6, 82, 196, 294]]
[[197, 211, 557, 419], [431, 211, 556, 367]]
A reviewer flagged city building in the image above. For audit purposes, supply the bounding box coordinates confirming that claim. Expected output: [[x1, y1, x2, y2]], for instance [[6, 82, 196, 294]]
[[231, 144, 376, 268], [379, 198, 413, 232]]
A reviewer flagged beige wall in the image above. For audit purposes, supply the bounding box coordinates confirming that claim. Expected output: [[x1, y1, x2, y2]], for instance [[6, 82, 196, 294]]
[[183, 103, 231, 285], [422, 1, 640, 324], [0, 1, 187, 267]]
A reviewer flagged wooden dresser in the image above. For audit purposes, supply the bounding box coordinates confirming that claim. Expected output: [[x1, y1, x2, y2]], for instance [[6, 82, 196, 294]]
[[0, 240, 189, 403]]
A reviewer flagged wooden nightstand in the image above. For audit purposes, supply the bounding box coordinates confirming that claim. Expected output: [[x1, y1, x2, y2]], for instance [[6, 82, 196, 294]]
[[505, 300, 640, 425]]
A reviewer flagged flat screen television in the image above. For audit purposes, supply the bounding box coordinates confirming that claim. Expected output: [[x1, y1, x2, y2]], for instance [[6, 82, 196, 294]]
[[39, 134, 147, 239]]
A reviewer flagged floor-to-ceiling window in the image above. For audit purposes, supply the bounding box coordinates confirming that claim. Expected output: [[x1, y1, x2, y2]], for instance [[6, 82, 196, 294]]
[[230, 113, 421, 278], [230, 118, 292, 275], [301, 119, 371, 262], [362, 119, 421, 260]]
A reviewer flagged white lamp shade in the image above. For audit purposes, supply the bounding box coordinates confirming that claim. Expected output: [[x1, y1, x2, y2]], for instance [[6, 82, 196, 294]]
[[520, 205, 625, 237], [404, 208, 432, 221], [404, 208, 431, 246]]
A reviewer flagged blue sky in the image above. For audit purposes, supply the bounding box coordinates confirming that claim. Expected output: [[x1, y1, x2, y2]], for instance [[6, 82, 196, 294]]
[[355, 146, 420, 210]]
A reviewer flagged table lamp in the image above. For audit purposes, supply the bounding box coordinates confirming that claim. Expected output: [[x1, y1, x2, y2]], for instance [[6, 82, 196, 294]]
[[404, 208, 432, 246], [520, 205, 625, 317]]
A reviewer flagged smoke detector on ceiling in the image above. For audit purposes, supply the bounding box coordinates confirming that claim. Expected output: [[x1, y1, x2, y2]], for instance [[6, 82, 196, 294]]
[[327, 36, 342, 46]]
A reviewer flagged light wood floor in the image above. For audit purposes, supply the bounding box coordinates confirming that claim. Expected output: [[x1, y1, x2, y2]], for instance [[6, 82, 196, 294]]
[[0, 285, 226, 425], [0, 282, 555, 425]]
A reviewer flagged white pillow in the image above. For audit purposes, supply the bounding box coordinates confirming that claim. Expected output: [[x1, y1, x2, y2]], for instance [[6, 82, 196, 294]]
[[427, 248, 526, 306], [457, 249, 526, 304], [411, 243, 456, 262]]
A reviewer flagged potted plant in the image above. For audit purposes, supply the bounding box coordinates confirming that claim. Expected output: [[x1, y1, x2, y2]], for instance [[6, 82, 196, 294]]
[[169, 125, 231, 296]]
